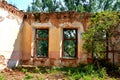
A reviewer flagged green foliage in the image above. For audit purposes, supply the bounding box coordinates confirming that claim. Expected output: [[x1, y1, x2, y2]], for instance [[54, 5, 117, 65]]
[[54, 64, 107, 79], [0, 76, 4, 80], [99, 67, 107, 78], [28, 0, 62, 12], [36, 40, 48, 57], [27, 0, 120, 12], [82, 11, 120, 59], [22, 68, 28, 73], [0, 74, 5, 80], [34, 67, 40, 73], [63, 29, 77, 58], [0, 65, 117, 80], [24, 74, 33, 80], [36, 29, 48, 57], [82, 75, 93, 80]]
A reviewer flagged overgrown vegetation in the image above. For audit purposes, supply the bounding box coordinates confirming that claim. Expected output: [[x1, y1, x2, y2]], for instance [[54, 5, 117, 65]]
[[55, 64, 108, 80], [1, 64, 120, 80], [82, 11, 120, 59], [19, 64, 119, 80]]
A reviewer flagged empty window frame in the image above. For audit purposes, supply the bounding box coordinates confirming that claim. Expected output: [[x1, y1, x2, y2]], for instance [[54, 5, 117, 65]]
[[35, 29, 49, 58], [63, 29, 78, 58]]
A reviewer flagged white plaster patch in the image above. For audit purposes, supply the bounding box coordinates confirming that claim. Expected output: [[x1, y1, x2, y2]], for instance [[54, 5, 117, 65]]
[[32, 21, 53, 28], [59, 21, 84, 32], [0, 8, 22, 24], [0, 8, 9, 17], [59, 22, 72, 27]]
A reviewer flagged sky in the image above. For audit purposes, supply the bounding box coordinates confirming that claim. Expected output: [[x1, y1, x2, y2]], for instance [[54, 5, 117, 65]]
[[5, 0, 33, 11]]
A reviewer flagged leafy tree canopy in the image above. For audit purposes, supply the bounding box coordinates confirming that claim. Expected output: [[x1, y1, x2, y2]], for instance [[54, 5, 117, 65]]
[[82, 11, 120, 59], [27, 0, 120, 12]]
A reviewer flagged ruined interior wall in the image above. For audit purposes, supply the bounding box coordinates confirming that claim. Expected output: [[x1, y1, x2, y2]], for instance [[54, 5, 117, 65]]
[[23, 12, 91, 67], [20, 12, 120, 66], [0, 8, 23, 68]]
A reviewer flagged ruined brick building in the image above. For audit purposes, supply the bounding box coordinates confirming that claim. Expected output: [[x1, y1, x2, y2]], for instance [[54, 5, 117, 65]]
[[0, 1, 119, 69]]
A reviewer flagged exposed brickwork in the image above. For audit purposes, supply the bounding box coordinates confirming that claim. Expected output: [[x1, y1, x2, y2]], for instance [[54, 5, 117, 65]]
[[33, 58, 50, 66], [24, 12, 91, 30]]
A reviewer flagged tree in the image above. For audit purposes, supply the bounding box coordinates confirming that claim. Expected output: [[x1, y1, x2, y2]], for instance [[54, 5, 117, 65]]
[[82, 11, 120, 59], [64, 0, 120, 12], [27, 0, 62, 12], [63, 0, 96, 12], [112, 0, 120, 11], [27, 0, 120, 12]]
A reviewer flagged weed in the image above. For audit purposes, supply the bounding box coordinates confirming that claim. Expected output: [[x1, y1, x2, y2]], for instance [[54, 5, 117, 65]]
[[83, 75, 92, 80], [71, 73, 81, 80], [68, 69, 71, 76], [34, 67, 40, 73], [23, 73, 33, 80], [52, 64, 109, 80], [99, 67, 107, 78], [0, 76, 4, 80], [22, 68, 28, 73], [0, 74, 5, 80]]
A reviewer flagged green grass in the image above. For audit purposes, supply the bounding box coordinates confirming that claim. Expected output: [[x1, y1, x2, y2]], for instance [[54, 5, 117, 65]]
[[0, 74, 5, 80], [0, 64, 119, 80]]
